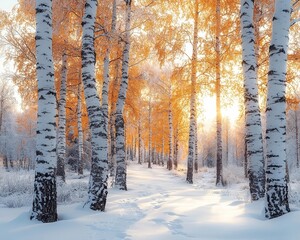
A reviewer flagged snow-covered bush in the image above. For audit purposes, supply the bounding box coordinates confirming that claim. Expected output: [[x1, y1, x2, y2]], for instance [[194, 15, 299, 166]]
[[0, 169, 34, 197], [0, 168, 89, 208], [57, 181, 88, 204], [223, 165, 246, 186], [0, 169, 34, 207]]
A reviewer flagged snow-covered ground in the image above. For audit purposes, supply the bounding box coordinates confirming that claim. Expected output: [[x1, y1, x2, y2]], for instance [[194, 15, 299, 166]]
[[1, 163, 300, 240]]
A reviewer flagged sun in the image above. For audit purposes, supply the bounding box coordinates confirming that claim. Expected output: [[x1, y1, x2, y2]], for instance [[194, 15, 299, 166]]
[[197, 95, 241, 126], [202, 96, 216, 121], [222, 104, 240, 125]]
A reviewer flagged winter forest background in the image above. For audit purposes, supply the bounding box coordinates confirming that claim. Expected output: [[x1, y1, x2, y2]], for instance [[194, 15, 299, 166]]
[[0, 0, 300, 239]]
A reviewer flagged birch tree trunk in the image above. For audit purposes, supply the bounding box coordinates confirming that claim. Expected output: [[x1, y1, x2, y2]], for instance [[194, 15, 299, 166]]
[[81, 0, 108, 211], [167, 98, 173, 170], [174, 127, 178, 170], [240, 0, 265, 200], [115, 0, 132, 190], [186, 0, 199, 184], [296, 111, 299, 168], [265, 0, 291, 219], [77, 83, 84, 175], [56, 52, 67, 183], [103, 0, 117, 180], [109, 113, 116, 180], [31, 0, 57, 222], [102, 0, 117, 121], [108, 59, 120, 177], [215, 0, 224, 186], [148, 96, 152, 169], [162, 136, 165, 166], [138, 113, 142, 164], [194, 123, 198, 173]]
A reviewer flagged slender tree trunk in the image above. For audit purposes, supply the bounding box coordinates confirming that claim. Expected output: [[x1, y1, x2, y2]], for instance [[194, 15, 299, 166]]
[[102, 0, 117, 123], [138, 114, 142, 164], [108, 61, 119, 178], [296, 111, 299, 168], [265, 0, 291, 219], [194, 123, 198, 173], [77, 83, 84, 175], [56, 52, 67, 183], [215, 0, 224, 186], [109, 113, 116, 178], [3, 155, 8, 171], [148, 97, 152, 169], [187, 0, 199, 184], [152, 147, 156, 164], [31, 0, 57, 223], [167, 98, 173, 170], [162, 137, 165, 166], [115, 0, 132, 190], [103, 0, 117, 181], [81, 0, 108, 211], [240, 0, 265, 200], [174, 127, 178, 170], [133, 136, 137, 161], [9, 157, 13, 169]]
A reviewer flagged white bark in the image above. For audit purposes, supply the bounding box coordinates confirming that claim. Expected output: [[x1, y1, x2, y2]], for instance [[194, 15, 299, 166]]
[[194, 123, 198, 173], [77, 83, 84, 175], [102, 0, 117, 119], [115, 0, 132, 190], [240, 0, 265, 200], [56, 52, 67, 183], [148, 96, 152, 169], [167, 95, 173, 170], [174, 127, 179, 170], [215, 0, 224, 186], [187, 0, 199, 184], [265, 0, 291, 219], [31, 0, 57, 223], [138, 112, 142, 164], [81, 0, 108, 211]]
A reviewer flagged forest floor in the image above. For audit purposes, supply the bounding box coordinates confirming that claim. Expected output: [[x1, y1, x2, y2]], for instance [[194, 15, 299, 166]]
[[1, 163, 300, 240]]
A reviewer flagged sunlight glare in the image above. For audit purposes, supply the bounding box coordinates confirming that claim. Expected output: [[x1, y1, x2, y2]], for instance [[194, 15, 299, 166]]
[[198, 95, 241, 125]]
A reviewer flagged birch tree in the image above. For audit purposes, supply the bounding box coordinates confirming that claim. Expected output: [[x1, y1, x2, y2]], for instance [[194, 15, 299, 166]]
[[102, 0, 117, 124], [115, 0, 132, 190], [102, 0, 117, 179], [148, 95, 152, 169], [174, 126, 179, 170], [31, 0, 57, 222], [77, 83, 84, 175], [194, 122, 198, 173], [186, 0, 199, 184], [56, 52, 67, 183], [167, 92, 173, 170], [215, 0, 224, 186], [81, 0, 108, 210], [240, 0, 265, 200], [265, 0, 291, 219], [138, 110, 142, 164]]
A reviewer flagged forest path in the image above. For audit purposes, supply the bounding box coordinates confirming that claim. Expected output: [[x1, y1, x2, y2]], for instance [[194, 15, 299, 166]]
[[97, 163, 262, 240], [0, 163, 298, 240]]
